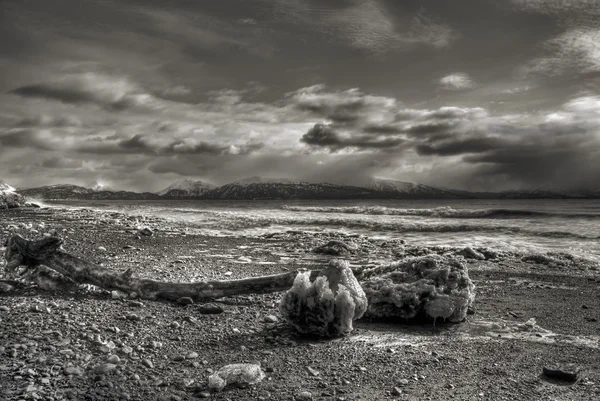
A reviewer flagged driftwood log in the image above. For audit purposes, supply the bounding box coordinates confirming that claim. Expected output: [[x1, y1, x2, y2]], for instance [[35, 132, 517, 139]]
[[2, 235, 320, 301]]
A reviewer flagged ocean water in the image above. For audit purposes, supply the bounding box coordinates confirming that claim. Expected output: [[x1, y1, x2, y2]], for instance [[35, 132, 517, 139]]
[[49, 199, 600, 262]]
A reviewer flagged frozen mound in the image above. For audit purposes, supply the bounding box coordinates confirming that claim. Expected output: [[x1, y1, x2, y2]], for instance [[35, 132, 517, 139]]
[[208, 363, 265, 392], [280, 259, 368, 337], [0, 182, 27, 209], [359, 255, 475, 323]]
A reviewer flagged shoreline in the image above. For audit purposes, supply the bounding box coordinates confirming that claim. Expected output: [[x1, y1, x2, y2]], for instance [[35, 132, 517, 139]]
[[1, 206, 599, 400]]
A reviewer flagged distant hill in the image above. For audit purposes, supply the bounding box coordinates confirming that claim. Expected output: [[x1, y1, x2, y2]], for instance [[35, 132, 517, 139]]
[[199, 176, 378, 200], [12, 178, 600, 200], [157, 179, 216, 198], [18, 184, 161, 200]]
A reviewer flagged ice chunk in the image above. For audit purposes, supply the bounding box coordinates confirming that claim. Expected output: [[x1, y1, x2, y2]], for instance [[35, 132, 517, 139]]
[[361, 255, 475, 323], [280, 259, 368, 337]]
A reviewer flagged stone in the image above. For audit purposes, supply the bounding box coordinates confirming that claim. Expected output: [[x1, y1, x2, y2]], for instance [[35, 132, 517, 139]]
[[111, 290, 128, 300], [198, 303, 224, 315], [94, 363, 117, 374], [306, 366, 320, 377], [142, 359, 154, 369], [391, 387, 402, 396], [107, 355, 120, 364], [173, 355, 185, 362], [543, 365, 580, 382], [264, 315, 278, 323], [296, 391, 313, 401], [208, 363, 265, 392], [63, 366, 84, 376], [398, 379, 409, 386], [186, 352, 199, 359], [177, 297, 193, 305]]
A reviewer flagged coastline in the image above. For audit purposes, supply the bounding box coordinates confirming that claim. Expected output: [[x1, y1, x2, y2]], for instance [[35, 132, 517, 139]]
[[1, 206, 599, 400]]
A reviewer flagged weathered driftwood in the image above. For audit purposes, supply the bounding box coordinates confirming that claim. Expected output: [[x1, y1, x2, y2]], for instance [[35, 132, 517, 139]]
[[3, 235, 320, 301]]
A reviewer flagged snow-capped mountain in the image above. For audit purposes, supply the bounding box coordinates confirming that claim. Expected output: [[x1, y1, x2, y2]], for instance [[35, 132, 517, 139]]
[[201, 176, 376, 200], [92, 182, 117, 192], [367, 178, 457, 198], [157, 179, 215, 198], [18, 184, 161, 200], [0, 180, 27, 209]]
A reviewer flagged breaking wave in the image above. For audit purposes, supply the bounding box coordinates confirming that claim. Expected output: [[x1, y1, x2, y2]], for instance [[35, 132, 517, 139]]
[[198, 211, 599, 241], [281, 205, 600, 219]]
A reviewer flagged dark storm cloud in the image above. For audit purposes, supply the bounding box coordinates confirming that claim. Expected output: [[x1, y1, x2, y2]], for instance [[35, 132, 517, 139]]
[[41, 157, 84, 169], [8, 74, 160, 112], [415, 137, 505, 156], [300, 123, 405, 151], [76, 134, 264, 157], [0, 130, 58, 151]]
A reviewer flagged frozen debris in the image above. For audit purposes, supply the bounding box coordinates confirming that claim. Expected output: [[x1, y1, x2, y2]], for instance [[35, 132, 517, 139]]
[[314, 240, 357, 256], [280, 259, 368, 337], [208, 363, 265, 392], [458, 247, 485, 260], [360, 255, 475, 323]]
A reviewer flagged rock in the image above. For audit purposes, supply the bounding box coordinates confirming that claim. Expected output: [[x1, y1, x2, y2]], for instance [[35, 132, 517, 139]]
[[0, 283, 14, 293], [543, 365, 580, 382], [398, 379, 409, 386], [107, 355, 120, 364], [196, 392, 211, 398], [306, 366, 320, 377], [223, 271, 233, 277], [126, 313, 142, 321], [63, 366, 84, 376], [296, 391, 313, 401], [138, 227, 153, 236], [173, 355, 185, 361], [142, 359, 154, 369], [177, 297, 194, 305], [0, 306, 9, 312], [170, 321, 181, 329], [95, 363, 117, 374], [264, 315, 278, 323], [582, 304, 590, 309], [208, 363, 265, 392], [111, 290, 128, 300], [123, 245, 135, 250], [186, 351, 199, 359], [97, 246, 107, 252], [391, 387, 402, 396], [198, 303, 224, 315]]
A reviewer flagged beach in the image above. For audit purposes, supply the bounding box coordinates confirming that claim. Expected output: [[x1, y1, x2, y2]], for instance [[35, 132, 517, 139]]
[[0, 206, 599, 401]]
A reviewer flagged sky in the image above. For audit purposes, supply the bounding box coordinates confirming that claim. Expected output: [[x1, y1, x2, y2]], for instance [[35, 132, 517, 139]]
[[1, 0, 600, 192]]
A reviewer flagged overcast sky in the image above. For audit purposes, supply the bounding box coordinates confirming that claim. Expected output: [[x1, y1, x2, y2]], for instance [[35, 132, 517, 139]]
[[2, 0, 600, 192]]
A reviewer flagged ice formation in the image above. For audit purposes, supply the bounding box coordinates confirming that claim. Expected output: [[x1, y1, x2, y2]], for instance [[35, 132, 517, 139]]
[[280, 259, 368, 337], [208, 363, 265, 392], [359, 255, 475, 323]]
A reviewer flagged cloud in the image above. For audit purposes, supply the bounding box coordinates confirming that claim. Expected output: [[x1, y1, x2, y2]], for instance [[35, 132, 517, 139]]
[[438, 73, 475, 91], [8, 73, 162, 112], [273, 0, 456, 54], [41, 157, 84, 169], [524, 28, 600, 76], [285, 84, 398, 125]]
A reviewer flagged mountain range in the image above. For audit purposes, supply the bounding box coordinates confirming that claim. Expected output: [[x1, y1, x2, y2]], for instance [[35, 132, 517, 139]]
[[8, 177, 600, 201]]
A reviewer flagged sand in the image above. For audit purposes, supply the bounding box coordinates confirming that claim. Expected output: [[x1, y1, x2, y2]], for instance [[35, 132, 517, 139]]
[[0, 206, 599, 401]]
